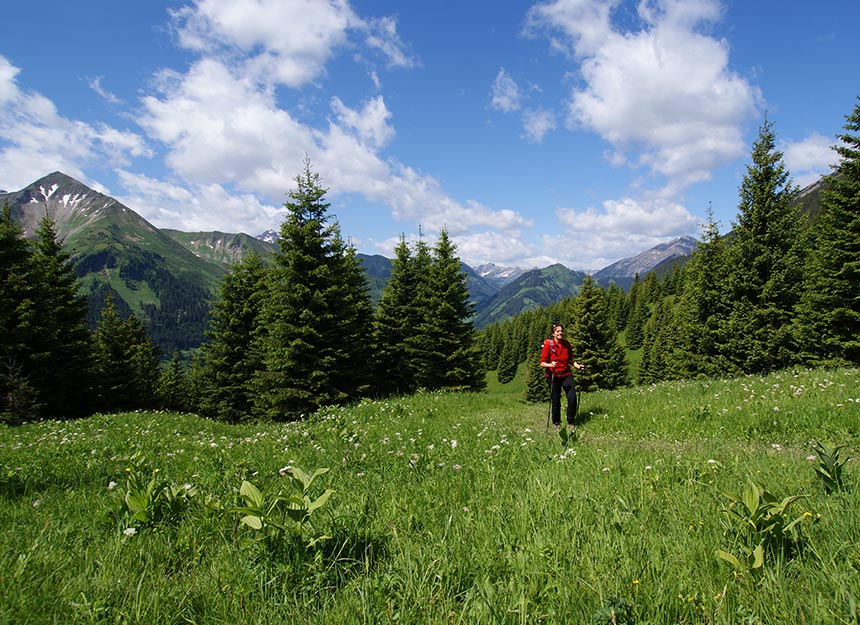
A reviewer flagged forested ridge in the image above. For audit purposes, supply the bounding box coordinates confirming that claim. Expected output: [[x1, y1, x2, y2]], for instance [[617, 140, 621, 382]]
[[2, 100, 859, 424]]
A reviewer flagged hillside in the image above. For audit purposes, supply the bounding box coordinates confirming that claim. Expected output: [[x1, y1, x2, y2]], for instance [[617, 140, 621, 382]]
[[1, 172, 223, 355], [472, 263, 587, 328], [10, 169, 826, 350]]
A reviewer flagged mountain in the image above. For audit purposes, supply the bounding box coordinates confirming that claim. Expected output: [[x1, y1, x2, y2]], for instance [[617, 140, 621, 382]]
[[1, 172, 224, 356], [474, 263, 526, 287], [472, 264, 587, 328], [592, 235, 698, 290], [162, 229, 278, 267], [6, 171, 776, 352]]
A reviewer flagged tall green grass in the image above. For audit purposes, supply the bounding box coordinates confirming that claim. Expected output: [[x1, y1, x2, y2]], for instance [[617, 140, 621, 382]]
[[1, 367, 858, 624]]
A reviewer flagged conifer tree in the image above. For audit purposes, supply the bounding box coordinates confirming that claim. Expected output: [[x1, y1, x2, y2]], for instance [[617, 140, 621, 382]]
[[419, 229, 485, 391], [28, 215, 94, 418], [795, 98, 860, 365], [671, 206, 733, 378], [156, 352, 191, 413], [723, 117, 804, 373], [253, 158, 374, 419], [0, 203, 40, 422], [405, 236, 435, 388], [568, 276, 629, 391], [93, 296, 159, 412], [624, 275, 646, 350], [496, 337, 518, 384], [198, 253, 268, 421], [524, 349, 549, 403], [372, 236, 419, 395]]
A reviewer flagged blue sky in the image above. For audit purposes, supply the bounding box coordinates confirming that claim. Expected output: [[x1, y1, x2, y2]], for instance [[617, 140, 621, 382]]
[[1, 0, 857, 271]]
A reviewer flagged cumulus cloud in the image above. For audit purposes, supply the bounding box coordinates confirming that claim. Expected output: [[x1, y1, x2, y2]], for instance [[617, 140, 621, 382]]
[[554, 195, 697, 269], [781, 132, 834, 188], [528, 0, 760, 193], [0, 56, 149, 190], [115, 169, 283, 234]]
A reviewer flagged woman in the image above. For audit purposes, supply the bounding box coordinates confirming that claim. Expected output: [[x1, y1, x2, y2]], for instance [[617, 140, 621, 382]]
[[540, 323, 585, 431]]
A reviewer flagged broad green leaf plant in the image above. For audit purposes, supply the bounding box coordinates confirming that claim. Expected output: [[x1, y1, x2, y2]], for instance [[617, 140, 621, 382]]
[[718, 478, 810, 575], [232, 465, 334, 551]]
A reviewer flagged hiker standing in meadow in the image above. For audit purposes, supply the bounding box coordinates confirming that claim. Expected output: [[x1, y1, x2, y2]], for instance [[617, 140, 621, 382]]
[[540, 323, 585, 431]]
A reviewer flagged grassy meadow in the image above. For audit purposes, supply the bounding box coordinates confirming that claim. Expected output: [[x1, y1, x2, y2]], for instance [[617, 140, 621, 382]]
[[1, 367, 859, 624]]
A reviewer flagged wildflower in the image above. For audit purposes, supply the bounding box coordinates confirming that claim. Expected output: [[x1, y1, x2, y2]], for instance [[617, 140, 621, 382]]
[[32, 499, 41, 508], [108, 481, 117, 490], [633, 580, 640, 586], [453, 464, 461, 471], [123, 527, 137, 537], [451, 440, 458, 449]]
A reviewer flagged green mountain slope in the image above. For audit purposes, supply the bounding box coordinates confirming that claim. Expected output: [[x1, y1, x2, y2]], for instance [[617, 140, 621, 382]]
[[472, 264, 586, 328], [1, 172, 224, 356]]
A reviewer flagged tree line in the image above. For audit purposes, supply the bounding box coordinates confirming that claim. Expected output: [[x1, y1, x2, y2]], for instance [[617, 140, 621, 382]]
[[1, 158, 484, 424], [481, 98, 860, 400]]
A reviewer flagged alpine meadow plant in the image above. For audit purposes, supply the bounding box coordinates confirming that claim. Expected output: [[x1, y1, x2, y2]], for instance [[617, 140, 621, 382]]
[[718, 478, 810, 575], [811, 440, 850, 494], [231, 465, 334, 552]]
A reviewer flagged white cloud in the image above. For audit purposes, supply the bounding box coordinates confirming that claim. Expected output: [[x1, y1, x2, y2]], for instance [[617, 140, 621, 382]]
[[115, 169, 282, 234], [0, 55, 149, 190], [553, 195, 697, 269], [490, 68, 521, 113], [170, 0, 414, 88], [528, 0, 760, 195], [522, 108, 556, 143], [782, 132, 834, 188], [331, 95, 394, 149], [88, 76, 122, 105]]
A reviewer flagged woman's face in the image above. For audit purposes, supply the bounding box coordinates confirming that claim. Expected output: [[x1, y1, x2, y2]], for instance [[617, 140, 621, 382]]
[[552, 325, 564, 340]]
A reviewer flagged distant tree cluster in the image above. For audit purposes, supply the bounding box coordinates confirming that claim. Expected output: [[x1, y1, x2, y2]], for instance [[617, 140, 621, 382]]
[[481, 98, 860, 398], [1, 159, 484, 424], [194, 158, 485, 422], [1, 210, 172, 423]]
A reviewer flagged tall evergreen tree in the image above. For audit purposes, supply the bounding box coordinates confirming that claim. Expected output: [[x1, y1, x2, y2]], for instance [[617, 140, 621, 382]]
[[419, 229, 485, 391], [524, 349, 550, 403], [372, 236, 419, 395], [624, 275, 647, 350], [156, 352, 192, 413], [723, 117, 804, 373], [0, 203, 40, 423], [253, 158, 374, 419], [496, 337, 518, 384], [568, 276, 629, 391], [671, 206, 733, 378], [405, 236, 435, 388], [198, 253, 268, 421], [93, 296, 159, 413], [28, 215, 94, 418], [795, 98, 860, 365]]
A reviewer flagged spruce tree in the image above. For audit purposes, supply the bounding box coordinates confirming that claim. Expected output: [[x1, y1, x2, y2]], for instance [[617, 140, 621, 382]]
[[93, 296, 159, 412], [568, 276, 629, 391], [372, 236, 418, 395], [0, 203, 40, 423], [496, 337, 518, 384], [198, 253, 268, 421], [419, 229, 485, 391], [723, 117, 804, 373], [524, 349, 550, 403], [253, 158, 373, 419], [671, 206, 733, 378], [795, 98, 860, 365], [624, 275, 646, 350], [156, 352, 191, 413], [28, 215, 94, 418], [406, 236, 435, 388]]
